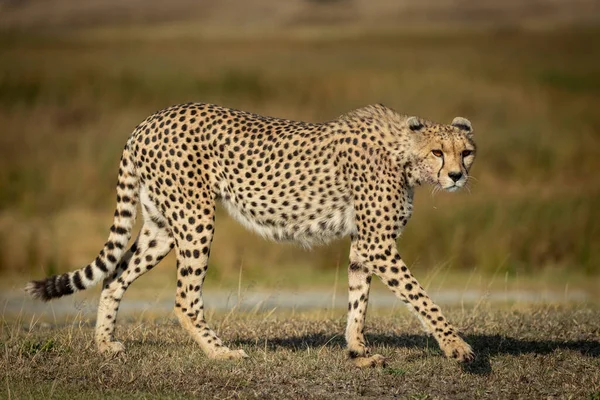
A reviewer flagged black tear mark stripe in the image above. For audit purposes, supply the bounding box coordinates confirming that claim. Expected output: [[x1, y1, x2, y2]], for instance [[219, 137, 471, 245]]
[[437, 154, 445, 178]]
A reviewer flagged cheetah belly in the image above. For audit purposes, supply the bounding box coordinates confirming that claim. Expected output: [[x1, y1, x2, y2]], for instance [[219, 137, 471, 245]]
[[219, 189, 357, 247]]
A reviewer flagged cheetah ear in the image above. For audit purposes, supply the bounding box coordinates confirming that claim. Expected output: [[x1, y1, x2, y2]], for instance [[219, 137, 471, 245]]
[[451, 117, 472, 133], [407, 116, 424, 132]]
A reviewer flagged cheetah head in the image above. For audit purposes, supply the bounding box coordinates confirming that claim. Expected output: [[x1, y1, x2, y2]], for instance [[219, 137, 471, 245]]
[[406, 116, 476, 192]]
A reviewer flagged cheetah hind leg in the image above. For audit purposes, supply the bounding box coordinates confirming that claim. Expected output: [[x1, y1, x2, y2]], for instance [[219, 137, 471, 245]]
[[172, 207, 248, 361], [95, 201, 174, 356]]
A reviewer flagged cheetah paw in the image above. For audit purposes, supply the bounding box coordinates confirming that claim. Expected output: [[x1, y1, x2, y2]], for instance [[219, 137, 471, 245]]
[[352, 354, 387, 368], [347, 343, 371, 358], [443, 340, 474, 363], [210, 348, 249, 360], [98, 341, 126, 356]]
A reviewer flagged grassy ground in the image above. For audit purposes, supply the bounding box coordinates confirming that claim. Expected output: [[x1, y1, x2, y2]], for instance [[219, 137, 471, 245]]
[[2, 305, 599, 399]]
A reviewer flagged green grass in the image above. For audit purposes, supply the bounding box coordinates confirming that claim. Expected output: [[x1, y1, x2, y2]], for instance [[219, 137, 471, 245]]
[[2, 305, 599, 399], [0, 27, 599, 280]]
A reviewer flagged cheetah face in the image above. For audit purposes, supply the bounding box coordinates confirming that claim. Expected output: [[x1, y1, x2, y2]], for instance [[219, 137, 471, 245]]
[[407, 116, 476, 192]]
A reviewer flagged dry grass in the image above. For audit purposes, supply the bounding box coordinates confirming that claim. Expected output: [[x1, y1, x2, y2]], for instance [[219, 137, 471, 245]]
[[1, 305, 599, 399], [0, 27, 599, 281]]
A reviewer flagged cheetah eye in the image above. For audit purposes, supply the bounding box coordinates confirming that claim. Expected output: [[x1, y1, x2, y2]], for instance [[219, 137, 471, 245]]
[[431, 149, 443, 157], [462, 150, 473, 157]]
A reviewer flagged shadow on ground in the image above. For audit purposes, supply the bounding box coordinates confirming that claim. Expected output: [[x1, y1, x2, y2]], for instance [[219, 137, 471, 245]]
[[234, 333, 600, 375]]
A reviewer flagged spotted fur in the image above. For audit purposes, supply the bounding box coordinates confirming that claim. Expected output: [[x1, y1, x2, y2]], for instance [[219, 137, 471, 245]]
[[26, 103, 476, 363]]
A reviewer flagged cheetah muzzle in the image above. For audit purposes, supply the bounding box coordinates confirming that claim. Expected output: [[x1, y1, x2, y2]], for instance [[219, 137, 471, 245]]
[[26, 103, 476, 366]]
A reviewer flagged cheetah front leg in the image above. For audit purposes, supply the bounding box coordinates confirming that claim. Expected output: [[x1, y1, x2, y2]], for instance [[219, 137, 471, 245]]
[[372, 243, 474, 362], [345, 255, 386, 367], [347, 158, 474, 363]]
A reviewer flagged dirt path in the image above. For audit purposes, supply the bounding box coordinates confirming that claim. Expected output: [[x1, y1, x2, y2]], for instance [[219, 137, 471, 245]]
[[1, 287, 589, 320]]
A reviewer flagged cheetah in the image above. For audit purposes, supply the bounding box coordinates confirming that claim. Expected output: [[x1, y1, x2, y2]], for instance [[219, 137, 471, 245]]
[[26, 103, 476, 365]]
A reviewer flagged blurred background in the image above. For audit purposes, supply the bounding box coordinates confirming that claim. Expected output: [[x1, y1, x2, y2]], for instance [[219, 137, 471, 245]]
[[1, 0, 599, 300]]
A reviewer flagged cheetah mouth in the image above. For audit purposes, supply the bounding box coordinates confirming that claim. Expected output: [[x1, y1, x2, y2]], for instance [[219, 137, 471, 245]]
[[443, 184, 462, 192], [439, 178, 467, 192]]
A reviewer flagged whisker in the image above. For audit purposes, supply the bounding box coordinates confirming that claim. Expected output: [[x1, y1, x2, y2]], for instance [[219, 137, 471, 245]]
[[463, 180, 474, 194]]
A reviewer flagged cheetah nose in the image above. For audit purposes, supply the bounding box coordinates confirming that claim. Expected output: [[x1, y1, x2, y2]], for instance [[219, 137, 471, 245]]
[[448, 171, 463, 182]]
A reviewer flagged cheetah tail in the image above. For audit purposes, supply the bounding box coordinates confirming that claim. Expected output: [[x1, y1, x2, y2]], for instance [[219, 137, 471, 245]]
[[25, 144, 139, 301]]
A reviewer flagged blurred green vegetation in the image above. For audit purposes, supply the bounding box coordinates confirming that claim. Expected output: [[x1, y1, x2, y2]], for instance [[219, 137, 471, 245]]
[[0, 27, 599, 281]]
